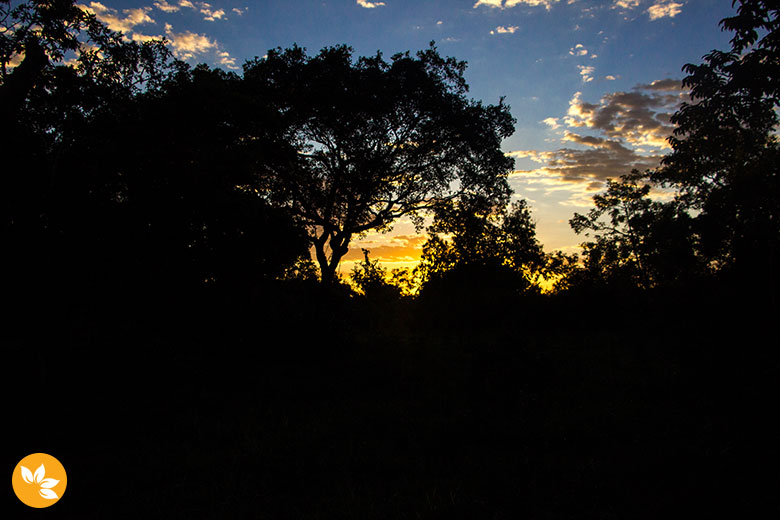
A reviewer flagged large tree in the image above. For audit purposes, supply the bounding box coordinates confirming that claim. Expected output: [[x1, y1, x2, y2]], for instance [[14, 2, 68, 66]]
[[651, 0, 780, 285], [244, 43, 516, 282]]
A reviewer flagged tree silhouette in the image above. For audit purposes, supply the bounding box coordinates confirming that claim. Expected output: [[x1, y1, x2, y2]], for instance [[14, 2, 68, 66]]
[[78, 64, 310, 290], [1, 0, 179, 318], [244, 43, 516, 283], [569, 171, 700, 289], [349, 249, 408, 300], [419, 197, 544, 282], [415, 196, 548, 305], [651, 0, 780, 291]]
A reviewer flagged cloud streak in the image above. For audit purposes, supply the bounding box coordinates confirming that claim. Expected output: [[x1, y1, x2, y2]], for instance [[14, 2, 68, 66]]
[[491, 25, 519, 34], [357, 0, 386, 8], [577, 65, 595, 83], [647, 1, 683, 20], [474, 0, 560, 10], [343, 234, 426, 263], [79, 3, 154, 34]]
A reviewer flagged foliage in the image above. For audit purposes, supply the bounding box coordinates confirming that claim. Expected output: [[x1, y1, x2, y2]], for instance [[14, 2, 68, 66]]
[[244, 43, 516, 282], [651, 0, 780, 284], [349, 249, 412, 300], [569, 171, 701, 289], [417, 197, 545, 291], [1, 2, 307, 301]]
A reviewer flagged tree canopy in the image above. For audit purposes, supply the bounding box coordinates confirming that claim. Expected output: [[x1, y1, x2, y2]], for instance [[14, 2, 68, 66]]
[[652, 0, 780, 285], [244, 43, 516, 282], [568, 0, 780, 296]]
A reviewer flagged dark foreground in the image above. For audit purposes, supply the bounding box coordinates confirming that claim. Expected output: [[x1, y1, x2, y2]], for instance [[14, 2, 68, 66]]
[[3, 282, 778, 518]]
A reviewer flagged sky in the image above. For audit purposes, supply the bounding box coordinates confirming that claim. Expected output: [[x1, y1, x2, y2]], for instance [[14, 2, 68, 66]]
[[73, 0, 738, 274]]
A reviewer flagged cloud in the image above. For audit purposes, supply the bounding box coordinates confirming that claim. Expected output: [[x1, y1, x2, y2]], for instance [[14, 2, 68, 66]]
[[217, 50, 237, 68], [79, 3, 154, 34], [613, 0, 640, 8], [357, 0, 386, 8], [569, 43, 587, 56], [164, 22, 217, 58], [509, 136, 663, 185], [563, 83, 686, 149], [490, 25, 519, 34], [647, 1, 683, 20], [342, 234, 427, 262], [577, 65, 595, 82], [509, 79, 687, 201], [179, 0, 195, 8], [153, 0, 180, 12], [130, 32, 164, 43], [605, 75, 617, 80], [474, 0, 560, 9], [635, 78, 682, 91], [232, 8, 247, 16], [199, 4, 226, 21], [161, 23, 238, 69], [6, 51, 25, 71]]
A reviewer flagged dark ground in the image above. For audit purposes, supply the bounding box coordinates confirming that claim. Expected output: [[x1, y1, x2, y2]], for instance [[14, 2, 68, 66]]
[[3, 281, 778, 518]]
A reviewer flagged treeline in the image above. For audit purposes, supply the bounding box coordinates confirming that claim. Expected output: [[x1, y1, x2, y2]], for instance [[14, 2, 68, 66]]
[[3, 0, 778, 321]]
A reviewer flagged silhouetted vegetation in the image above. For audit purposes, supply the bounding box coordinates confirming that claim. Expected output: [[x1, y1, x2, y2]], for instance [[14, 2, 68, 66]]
[[2, 1, 778, 518]]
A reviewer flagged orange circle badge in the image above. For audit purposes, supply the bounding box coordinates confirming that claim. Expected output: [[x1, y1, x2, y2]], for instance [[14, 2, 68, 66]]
[[12, 453, 67, 508]]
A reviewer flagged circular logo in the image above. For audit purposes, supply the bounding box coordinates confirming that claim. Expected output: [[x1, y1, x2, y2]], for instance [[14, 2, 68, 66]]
[[12, 453, 67, 508]]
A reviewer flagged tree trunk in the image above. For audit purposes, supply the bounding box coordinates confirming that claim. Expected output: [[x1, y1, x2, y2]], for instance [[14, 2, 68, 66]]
[[313, 230, 352, 283]]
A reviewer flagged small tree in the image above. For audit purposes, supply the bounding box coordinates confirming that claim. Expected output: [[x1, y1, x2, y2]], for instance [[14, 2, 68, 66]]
[[417, 196, 545, 290], [246, 43, 515, 283], [350, 249, 407, 300], [570, 172, 700, 289]]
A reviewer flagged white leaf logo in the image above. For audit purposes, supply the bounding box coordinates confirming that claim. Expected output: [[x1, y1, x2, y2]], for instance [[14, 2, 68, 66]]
[[33, 464, 45, 484], [39, 488, 59, 500], [21, 466, 33, 484], [20, 463, 59, 499]]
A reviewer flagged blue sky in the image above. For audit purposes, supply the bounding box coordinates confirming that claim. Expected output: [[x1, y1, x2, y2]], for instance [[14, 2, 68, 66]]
[[75, 0, 738, 270]]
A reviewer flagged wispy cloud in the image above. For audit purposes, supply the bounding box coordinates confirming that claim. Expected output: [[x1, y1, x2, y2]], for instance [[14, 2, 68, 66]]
[[342, 234, 426, 263], [509, 136, 662, 186], [153, 0, 180, 12], [569, 43, 588, 56], [577, 65, 595, 82], [79, 3, 154, 34], [216, 50, 237, 68], [357, 0, 386, 8], [613, 0, 640, 8], [490, 25, 519, 34], [199, 4, 226, 21], [154, 1, 231, 21], [163, 23, 216, 56], [611, 0, 684, 20], [647, 1, 683, 20], [474, 0, 560, 9]]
